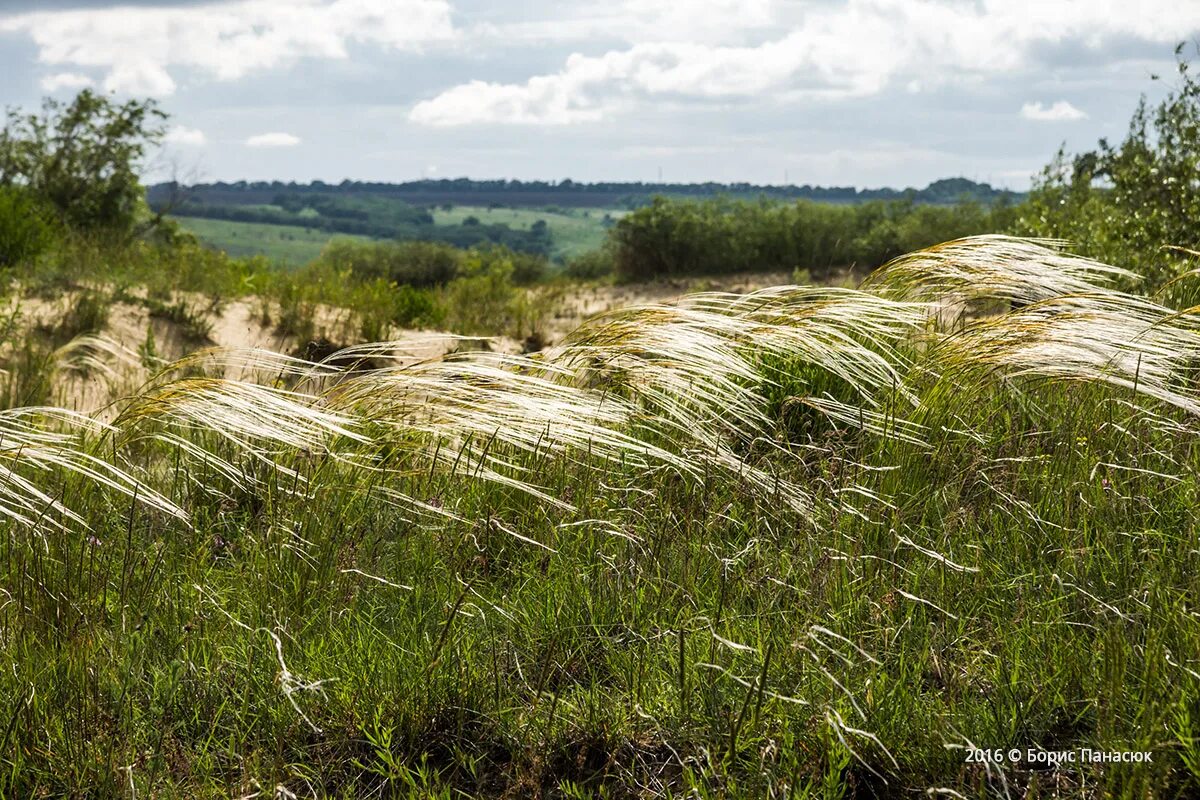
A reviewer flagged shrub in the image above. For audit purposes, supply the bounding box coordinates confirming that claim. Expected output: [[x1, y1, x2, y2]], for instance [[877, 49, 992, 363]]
[[442, 255, 518, 335], [472, 244, 546, 285], [315, 239, 546, 295], [610, 196, 1009, 282], [0, 187, 57, 268], [564, 247, 614, 280], [0, 90, 165, 237], [273, 280, 318, 341], [391, 284, 441, 328], [317, 239, 461, 287], [350, 279, 442, 341]]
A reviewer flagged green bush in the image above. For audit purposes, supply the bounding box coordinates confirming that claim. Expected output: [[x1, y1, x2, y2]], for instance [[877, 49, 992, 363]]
[[0, 187, 57, 268], [434, 248, 555, 338], [470, 244, 546, 285], [563, 247, 614, 280], [442, 253, 519, 335], [349, 279, 442, 341], [317, 239, 461, 287], [391, 284, 441, 328], [610, 196, 1007, 282], [316, 239, 549, 289]]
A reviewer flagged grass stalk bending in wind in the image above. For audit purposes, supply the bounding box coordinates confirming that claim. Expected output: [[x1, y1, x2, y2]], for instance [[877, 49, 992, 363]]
[[2, 236, 1200, 798]]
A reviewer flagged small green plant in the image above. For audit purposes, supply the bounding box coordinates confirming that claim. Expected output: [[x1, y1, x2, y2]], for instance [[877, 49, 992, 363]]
[[145, 296, 214, 345], [273, 280, 318, 341], [43, 290, 111, 344], [0, 305, 56, 408], [138, 322, 160, 369]]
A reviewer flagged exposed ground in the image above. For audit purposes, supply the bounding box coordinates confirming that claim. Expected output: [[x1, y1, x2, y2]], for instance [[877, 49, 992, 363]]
[[7, 270, 796, 413]]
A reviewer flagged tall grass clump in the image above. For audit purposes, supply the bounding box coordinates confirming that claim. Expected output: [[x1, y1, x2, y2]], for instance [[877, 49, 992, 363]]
[[4, 236, 1200, 797]]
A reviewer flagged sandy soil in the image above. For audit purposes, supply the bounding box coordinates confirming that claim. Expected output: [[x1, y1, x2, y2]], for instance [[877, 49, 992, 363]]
[[7, 270, 799, 413]]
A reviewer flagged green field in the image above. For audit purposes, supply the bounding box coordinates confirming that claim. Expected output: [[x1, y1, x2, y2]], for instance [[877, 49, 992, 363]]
[[175, 205, 618, 267], [432, 205, 622, 261], [174, 216, 369, 266]]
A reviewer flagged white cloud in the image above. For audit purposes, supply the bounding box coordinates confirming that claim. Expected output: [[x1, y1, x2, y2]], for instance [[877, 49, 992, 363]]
[[1, 0, 457, 96], [38, 72, 93, 92], [164, 125, 208, 146], [105, 62, 177, 96], [477, 0, 779, 46], [411, 75, 611, 127], [1020, 100, 1089, 121], [246, 132, 302, 148], [410, 31, 900, 126], [413, 0, 1200, 126]]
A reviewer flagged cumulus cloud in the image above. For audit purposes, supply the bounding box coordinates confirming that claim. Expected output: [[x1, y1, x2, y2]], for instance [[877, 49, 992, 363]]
[[412, 0, 1200, 126], [1, 0, 457, 96], [246, 132, 302, 148], [1020, 100, 1088, 121], [411, 33, 889, 126], [38, 72, 94, 92], [476, 0, 780, 47], [164, 125, 207, 146]]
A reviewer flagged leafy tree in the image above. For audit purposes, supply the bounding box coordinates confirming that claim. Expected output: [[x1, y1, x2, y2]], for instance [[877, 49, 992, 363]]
[[1018, 44, 1200, 289], [0, 90, 166, 236]]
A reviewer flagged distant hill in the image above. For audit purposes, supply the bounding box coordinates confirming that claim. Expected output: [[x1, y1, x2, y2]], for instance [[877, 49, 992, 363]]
[[148, 176, 1023, 212]]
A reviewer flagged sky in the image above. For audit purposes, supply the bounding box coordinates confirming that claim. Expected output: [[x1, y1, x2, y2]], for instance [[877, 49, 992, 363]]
[[0, 0, 1196, 190]]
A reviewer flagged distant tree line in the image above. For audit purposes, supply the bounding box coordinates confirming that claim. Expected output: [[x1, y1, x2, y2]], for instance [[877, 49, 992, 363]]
[[169, 198, 552, 255], [316, 239, 546, 288], [271, 193, 435, 225], [149, 176, 1023, 212], [608, 197, 1017, 281]]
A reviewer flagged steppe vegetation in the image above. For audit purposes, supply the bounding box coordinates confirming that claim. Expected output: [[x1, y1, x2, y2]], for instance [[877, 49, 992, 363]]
[[1, 48, 1200, 800]]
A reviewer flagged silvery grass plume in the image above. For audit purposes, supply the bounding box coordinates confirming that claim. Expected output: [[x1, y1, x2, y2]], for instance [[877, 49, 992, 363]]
[[815, 237, 1162, 446], [322, 350, 697, 509], [863, 235, 1138, 315], [933, 293, 1200, 415], [0, 406, 183, 531], [814, 237, 1200, 459], [0, 333, 141, 413], [547, 287, 925, 428], [540, 287, 929, 512], [50, 334, 139, 380], [110, 348, 367, 487]]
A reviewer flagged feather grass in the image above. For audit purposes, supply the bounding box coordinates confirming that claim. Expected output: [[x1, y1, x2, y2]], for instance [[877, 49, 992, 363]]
[[0, 406, 183, 530]]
